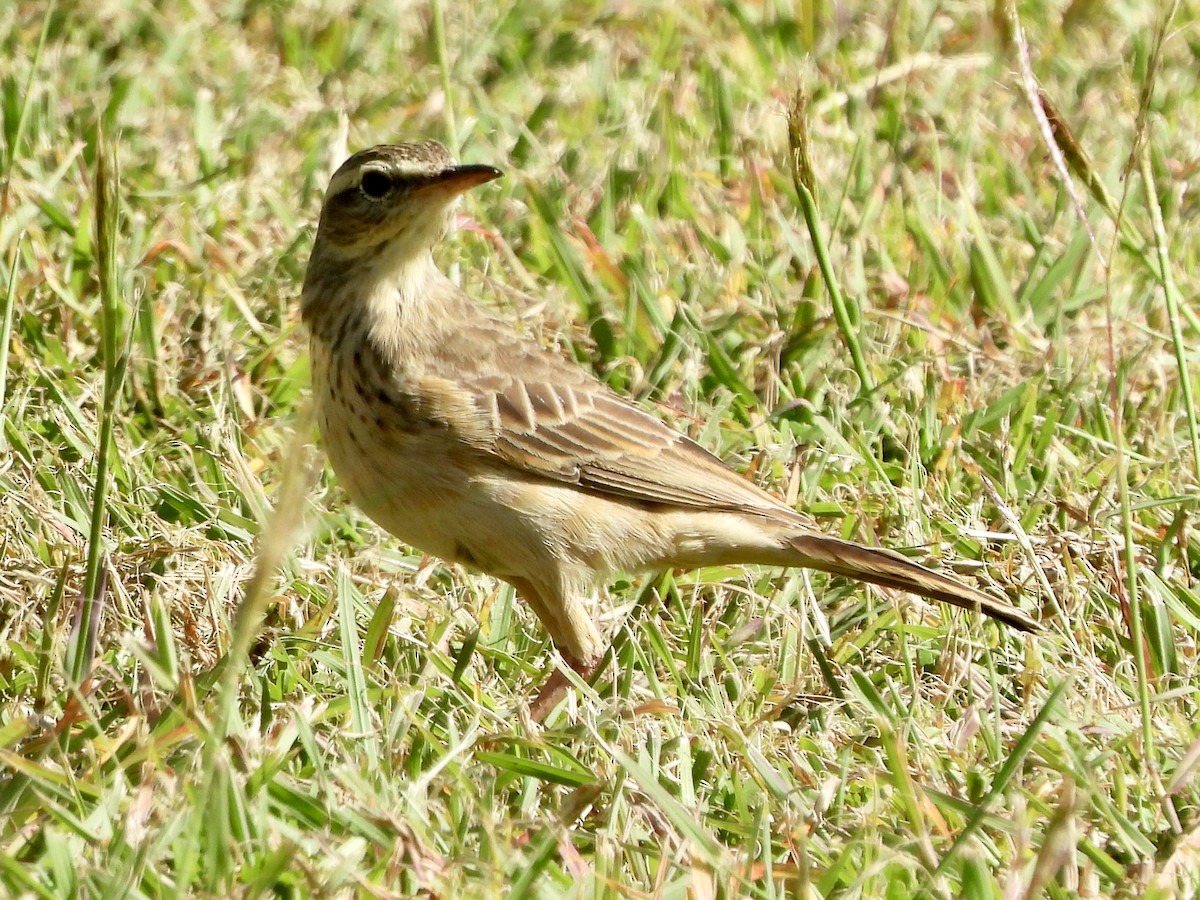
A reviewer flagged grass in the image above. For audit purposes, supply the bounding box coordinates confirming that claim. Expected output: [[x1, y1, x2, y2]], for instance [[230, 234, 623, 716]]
[[2, 0, 1200, 895]]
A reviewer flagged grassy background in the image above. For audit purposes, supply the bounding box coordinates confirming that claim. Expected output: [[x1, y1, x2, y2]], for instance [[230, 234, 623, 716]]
[[3, 0, 1200, 895]]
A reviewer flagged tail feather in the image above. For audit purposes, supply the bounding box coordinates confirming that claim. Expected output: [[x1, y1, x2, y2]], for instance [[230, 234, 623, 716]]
[[786, 531, 1039, 632]]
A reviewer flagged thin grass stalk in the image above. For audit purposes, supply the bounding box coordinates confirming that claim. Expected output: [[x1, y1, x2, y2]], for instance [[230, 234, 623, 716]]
[[1005, 0, 1100, 262], [1140, 145, 1200, 486], [1102, 6, 1186, 769], [0, 1, 53, 204], [0, 253, 18, 430], [1016, 0, 1164, 764], [1106, 311, 1153, 762], [430, 0, 457, 143], [787, 90, 874, 395], [67, 131, 127, 686], [0, 1, 55, 438]]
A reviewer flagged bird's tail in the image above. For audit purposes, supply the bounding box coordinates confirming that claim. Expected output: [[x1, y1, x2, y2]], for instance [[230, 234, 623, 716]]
[[782, 531, 1039, 632]]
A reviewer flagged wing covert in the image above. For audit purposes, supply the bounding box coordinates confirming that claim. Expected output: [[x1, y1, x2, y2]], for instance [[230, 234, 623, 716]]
[[471, 374, 786, 514]]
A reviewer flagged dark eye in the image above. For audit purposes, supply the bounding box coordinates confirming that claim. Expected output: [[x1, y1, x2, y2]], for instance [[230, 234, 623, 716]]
[[360, 170, 392, 198]]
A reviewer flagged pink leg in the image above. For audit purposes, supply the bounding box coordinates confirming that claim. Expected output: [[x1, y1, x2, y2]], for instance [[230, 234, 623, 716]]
[[529, 653, 603, 722]]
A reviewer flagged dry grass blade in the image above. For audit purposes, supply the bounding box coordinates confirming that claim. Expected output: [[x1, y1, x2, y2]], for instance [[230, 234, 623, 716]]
[[213, 404, 318, 731]]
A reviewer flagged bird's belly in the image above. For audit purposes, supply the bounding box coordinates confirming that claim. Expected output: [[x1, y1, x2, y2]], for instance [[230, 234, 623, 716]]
[[320, 413, 471, 561], [320, 411, 657, 580]]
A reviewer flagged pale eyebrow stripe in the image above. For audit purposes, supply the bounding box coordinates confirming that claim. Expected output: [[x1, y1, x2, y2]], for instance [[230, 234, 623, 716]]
[[325, 160, 438, 200], [326, 167, 362, 198]]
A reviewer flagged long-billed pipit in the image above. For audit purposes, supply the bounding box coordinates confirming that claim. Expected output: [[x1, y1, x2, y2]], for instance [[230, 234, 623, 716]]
[[301, 141, 1038, 719]]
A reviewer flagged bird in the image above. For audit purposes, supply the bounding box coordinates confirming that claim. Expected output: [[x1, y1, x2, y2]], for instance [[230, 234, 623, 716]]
[[300, 140, 1038, 720]]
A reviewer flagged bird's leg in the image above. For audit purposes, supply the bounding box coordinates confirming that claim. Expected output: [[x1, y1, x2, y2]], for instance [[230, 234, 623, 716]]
[[529, 652, 604, 722], [508, 576, 605, 722]]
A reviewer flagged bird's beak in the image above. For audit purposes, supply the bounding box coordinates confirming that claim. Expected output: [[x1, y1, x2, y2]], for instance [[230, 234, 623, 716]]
[[419, 164, 503, 197]]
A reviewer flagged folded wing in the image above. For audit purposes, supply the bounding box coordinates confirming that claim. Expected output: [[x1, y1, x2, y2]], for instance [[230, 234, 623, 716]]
[[469, 373, 788, 515]]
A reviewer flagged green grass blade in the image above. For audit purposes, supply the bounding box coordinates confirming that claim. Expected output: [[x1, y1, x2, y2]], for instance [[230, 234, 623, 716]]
[[65, 129, 124, 687]]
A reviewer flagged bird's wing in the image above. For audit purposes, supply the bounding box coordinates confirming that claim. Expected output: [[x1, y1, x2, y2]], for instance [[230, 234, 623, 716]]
[[412, 301, 791, 514], [459, 371, 790, 514]]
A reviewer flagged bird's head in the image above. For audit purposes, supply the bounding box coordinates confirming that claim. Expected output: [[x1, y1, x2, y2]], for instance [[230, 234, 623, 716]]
[[309, 141, 501, 270]]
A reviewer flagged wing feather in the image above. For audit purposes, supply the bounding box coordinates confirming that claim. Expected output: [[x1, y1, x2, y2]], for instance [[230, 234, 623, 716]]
[[422, 308, 790, 515], [476, 374, 786, 514]]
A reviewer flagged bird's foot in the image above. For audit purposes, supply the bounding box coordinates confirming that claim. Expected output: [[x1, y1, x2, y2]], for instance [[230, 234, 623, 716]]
[[529, 653, 601, 723]]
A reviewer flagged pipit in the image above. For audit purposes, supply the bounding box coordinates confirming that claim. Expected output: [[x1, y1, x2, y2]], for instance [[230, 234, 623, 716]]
[[301, 141, 1038, 719]]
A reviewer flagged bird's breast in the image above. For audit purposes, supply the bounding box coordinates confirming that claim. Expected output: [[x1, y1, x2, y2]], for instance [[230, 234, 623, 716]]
[[311, 337, 481, 559]]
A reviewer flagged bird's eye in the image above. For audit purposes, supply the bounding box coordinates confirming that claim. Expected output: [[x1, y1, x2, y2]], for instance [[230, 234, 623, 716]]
[[360, 170, 392, 199]]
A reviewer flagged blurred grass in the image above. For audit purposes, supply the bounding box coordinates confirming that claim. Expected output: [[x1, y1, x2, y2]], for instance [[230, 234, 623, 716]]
[[2, 0, 1200, 896]]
